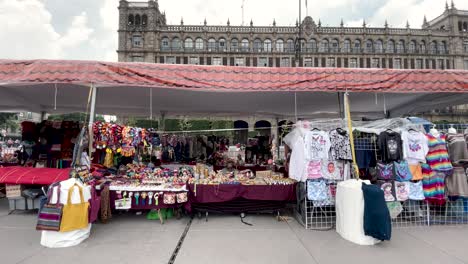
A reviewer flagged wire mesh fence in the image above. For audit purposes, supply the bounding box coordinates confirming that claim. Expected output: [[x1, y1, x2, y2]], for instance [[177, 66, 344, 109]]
[[294, 121, 468, 230]]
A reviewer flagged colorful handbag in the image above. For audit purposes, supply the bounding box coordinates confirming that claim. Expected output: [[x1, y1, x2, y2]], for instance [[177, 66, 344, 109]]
[[163, 193, 176, 204], [176, 192, 188, 203], [60, 184, 90, 232], [36, 183, 63, 231], [88, 186, 101, 223]]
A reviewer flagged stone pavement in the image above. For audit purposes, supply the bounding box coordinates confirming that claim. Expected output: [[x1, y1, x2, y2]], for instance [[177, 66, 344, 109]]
[[1, 198, 468, 264]]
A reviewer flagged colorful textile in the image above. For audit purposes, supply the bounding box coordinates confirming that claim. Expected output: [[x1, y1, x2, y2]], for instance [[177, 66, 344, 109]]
[[307, 179, 328, 201], [422, 163, 446, 205], [329, 129, 352, 161], [377, 162, 395, 181], [378, 181, 396, 202], [304, 130, 331, 161], [425, 134, 453, 172], [401, 130, 429, 164], [395, 181, 410, 201], [306, 160, 322, 179]]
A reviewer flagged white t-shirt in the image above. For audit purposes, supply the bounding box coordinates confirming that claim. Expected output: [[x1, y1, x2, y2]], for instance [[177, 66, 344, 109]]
[[283, 127, 307, 182], [304, 130, 331, 161], [401, 130, 429, 164]]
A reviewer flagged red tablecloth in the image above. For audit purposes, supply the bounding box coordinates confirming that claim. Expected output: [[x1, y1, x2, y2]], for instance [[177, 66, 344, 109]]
[[185, 183, 296, 213], [0, 167, 70, 185]]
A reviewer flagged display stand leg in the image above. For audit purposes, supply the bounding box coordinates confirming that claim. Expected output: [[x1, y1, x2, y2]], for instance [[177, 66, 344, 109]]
[[205, 211, 209, 222], [426, 202, 430, 226]]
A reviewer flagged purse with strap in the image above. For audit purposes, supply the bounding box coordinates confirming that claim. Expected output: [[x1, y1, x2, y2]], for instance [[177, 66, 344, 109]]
[[60, 183, 90, 232], [36, 183, 63, 231], [88, 185, 101, 223]]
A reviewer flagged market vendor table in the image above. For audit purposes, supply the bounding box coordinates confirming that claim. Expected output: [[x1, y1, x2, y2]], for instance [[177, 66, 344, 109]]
[[0, 167, 70, 185], [185, 183, 296, 214], [108, 191, 184, 210]]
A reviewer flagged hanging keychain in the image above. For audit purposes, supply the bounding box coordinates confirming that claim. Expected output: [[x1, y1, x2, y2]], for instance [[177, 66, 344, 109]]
[[134, 192, 140, 205], [128, 192, 134, 207], [141, 192, 147, 206], [148, 192, 154, 205]]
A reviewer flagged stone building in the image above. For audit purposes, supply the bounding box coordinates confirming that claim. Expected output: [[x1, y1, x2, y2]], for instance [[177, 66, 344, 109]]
[[116, 0, 468, 143], [117, 0, 468, 70]]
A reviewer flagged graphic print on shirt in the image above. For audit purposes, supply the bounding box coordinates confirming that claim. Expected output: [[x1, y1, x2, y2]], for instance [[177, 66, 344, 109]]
[[387, 139, 399, 156], [304, 131, 331, 161], [395, 181, 409, 201], [409, 138, 422, 152], [380, 181, 396, 202], [377, 162, 395, 180]]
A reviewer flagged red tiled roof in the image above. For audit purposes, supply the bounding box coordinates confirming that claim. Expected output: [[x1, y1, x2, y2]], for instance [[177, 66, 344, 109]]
[[0, 59, 467, 93]]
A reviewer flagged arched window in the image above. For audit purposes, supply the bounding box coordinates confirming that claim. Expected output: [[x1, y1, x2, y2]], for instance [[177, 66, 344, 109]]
[[375, 39, 383, 53], [287, 39, 295, 52], [254, 120, 272, 138], [233, 120, 249, 145], [331, 39, 339, 52], [387, 39, 395, 53], [195, 38, 204, 50], [343, 39, 351, 53], [365, 39, 373, 53], [135, 14, 141, 25], [219, 38, 226, 51], [253, 38, 262, 52], [320, 39, 329, 52], [161, 37, 170, 51], [353, 39, 361, 53], [172, 37, 181, 51], [208, 38, 217, 51], [429, 41, 437, 54], [276, 39, 284, 52], [408, 40, 417, 53], [241, 39, 250, 52], [463, 39, 468, 53], [184, 38, 193, 50], [419, 40, 426, 53], [438, 41, 447, 54], [142, 15, 148, 26], [264, 39, 272, 52], [396, 40, 405, 53], [463, 22, 468, 32], [128, 14, 134, 26], [307, 39, 317, 52], [231, 38, 239, 52]]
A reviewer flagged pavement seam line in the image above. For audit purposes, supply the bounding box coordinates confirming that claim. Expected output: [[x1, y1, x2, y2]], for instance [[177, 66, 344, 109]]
[[286, 220, 321, 264], [403, 229, 468, 264], [168, 216, 193, 264]]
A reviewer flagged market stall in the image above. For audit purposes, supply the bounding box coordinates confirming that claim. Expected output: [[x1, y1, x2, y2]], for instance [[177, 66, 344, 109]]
[[0, 59, 467, 246]]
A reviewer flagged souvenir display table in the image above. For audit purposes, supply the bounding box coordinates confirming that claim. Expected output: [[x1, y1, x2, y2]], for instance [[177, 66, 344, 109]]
[[185, 183, 296, 214]]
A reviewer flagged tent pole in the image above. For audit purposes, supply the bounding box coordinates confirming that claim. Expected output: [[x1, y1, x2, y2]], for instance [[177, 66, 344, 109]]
[[294, 92, 298, 122], [344, 92, 359, 178], [88, 84, 97, 159]]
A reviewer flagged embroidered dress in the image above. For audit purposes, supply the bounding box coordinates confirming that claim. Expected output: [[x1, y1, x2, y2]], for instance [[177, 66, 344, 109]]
[[425, 134, 453, 172]]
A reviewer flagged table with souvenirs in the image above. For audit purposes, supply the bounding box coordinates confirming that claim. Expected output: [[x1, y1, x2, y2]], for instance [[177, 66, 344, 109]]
[[185, 163, 296, 215]]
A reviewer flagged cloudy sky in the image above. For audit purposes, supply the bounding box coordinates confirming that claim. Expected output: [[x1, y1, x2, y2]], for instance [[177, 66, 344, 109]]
[[0, 0, 466, 62]]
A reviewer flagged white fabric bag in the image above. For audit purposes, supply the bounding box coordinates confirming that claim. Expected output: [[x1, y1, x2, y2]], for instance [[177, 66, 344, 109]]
[[40, 178, 92, 248], [335, 179, 380, 246]]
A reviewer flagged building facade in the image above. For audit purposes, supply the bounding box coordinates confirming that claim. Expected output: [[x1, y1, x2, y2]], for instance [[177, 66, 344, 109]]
[[117, 0, 468, 70]]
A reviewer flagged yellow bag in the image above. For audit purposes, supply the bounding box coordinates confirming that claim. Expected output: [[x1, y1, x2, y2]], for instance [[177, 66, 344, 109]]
[[60, 183, 90, 232]]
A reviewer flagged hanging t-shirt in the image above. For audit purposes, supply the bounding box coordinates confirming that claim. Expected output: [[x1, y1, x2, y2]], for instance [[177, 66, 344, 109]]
[[401, 130, 429, 164], [422, 163, 446, 205], [409, 164, 423, 181], [408, 181, 425, 200], [304, 130, 331, 161], [283, 127, 308, 182], [395, 181, 410, 201], [425, 133, 453, 172], [306, 160, 322, 179], [329, 129, 352, 161], [394, 161, 412, 182], [307, 179, 328, 201], [376, 162, 395, 181], [378, 131, 403, 162], [446, 134, 468, 165], [378, 181, 396, 202], [321, 160, 349, 180]]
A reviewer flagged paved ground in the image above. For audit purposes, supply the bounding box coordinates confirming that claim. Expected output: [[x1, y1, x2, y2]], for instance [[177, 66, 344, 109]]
[[1, 198, 468, 264]]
